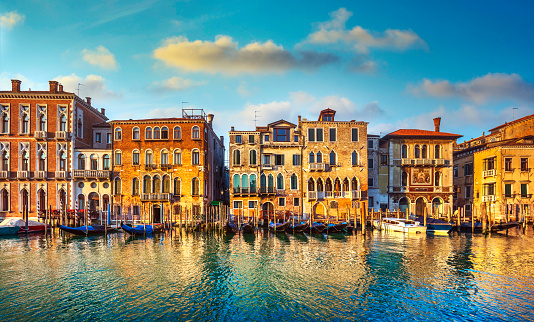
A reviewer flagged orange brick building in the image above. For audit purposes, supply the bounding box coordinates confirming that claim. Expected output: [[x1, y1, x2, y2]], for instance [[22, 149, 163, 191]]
[[110, 109, 225, 223], [0, 79, 108, 218]]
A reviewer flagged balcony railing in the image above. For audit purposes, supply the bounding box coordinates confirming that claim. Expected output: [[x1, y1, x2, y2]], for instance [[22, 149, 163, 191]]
[[259, 187, 276, 194], [17, 171, 29, 179], [307, 191, 317, 200], [0, 171, 8, 179], [309, 163, 327, 171], [144, 164, 157, 171], [35, 171, 46, 179], [55, 171, 67, 179], [73, 170, 110, 179], [159, 164, 172, 170], [483, 169, 496, 177], [35, 131, 47, 140], [482, 195, 496, 202], [140, 193, 172, 201], [55, 131, 68, 140], [352, 190, 361, 199], [401, 158, 413, 166]]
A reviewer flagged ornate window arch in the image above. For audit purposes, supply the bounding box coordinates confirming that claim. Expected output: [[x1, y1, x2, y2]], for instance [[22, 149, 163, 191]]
[[145, 127, 152, 140], [132, 127, 140, 140]]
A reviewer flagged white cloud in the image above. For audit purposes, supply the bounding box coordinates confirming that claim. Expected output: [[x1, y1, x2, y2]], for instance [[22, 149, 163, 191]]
[[81, 46, 118, 70], [409, 73, 534, 104], [150, 76, 206, 92], [153, 35, 338, 75], [0, 11, 25, 30], [0, 72, 44, 91], [302, 8, 427, 54], [145, 106, 183, 119], [54, 74, 120, 100]]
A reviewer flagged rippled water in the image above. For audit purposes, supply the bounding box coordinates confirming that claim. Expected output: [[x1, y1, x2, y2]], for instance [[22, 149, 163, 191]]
[[1, 227, 534, 321]]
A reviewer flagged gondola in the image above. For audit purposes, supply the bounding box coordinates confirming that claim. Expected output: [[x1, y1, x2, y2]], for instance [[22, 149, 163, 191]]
[[491, 221, 521, 232], [325, 222, 348, 233], [269, 221, 289, 233], [121, 223, 162, 236], [459, 222, 483, 233], [241, 221, 255, 234], [287, 221, 309, 233], [224, 222, 238, 234], [59, 225, 117, 236], [0, 225, 20, 236], [307, 222, 326, 234]]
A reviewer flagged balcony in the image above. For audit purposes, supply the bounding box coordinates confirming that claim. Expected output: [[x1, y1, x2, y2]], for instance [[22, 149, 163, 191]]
[[34, 131, 47, 140], [159, 164, 172, 170], [259, 187, 276, 195], [391, 186, 408, 193], [55, 131, 68, 140], [262, 165, 273, 170], [401, 158, 413, 166], [17, 171, 29, 179], [144, 164, 157, 171], [483, 169, 496, 177], [521, 194, 532, 199], [73, 170, 110, 179], [482, 195, 496, 202], [35, 171, 46, 179], [351, 190, 361, 199], [434, 159, 448, 166], [0, 171, 8, 179], [55, 171, 67, 179], [140, 193, 172, 201], [309, 163, 327, 171], [414, 159, 434, 166], [307, 191, 317, 200], [325, 191, 333, 198], [232, 187, 258, 195]]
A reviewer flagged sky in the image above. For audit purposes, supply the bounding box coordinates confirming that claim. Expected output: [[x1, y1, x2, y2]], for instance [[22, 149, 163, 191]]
[[1, 0, 533, 144]]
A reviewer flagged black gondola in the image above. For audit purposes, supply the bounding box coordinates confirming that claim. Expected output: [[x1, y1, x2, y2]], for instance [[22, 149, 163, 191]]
[[491, 221, 521, 232], [241, 221, 255, 234], [287, 221, 309, 233], [307, 222, 326, 234], [224, 222, 238, 234], [325, 222, 348, 233], [459, 222, 483, 233], [59, 225, 117, 236], [269, 221, 289, 233]]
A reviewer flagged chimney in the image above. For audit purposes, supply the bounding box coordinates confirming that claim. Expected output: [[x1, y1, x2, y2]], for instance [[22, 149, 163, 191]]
[[58, 84, 63, 92], [11, 79, 21, 92], [231, 126, 235, 131], [220, 135, 224, 143], [433, 117, 441, 132], [100, 108, 105, 115], [49, 81, 58, 93], [86, 97, 92, 105], [207, 113, 214, 125]]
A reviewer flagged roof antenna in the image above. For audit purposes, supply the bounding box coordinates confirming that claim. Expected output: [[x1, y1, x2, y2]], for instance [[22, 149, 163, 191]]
[[77, 83, 84, 96], [254, 110, 261, 128], [513, 107, 518, 121], [182, 102, 188, 109]]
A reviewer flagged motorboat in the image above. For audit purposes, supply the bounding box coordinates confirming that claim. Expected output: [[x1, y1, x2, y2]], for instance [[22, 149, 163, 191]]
[[0, 218, 46, 234], [372, 218, 427, 233], [413, 216, 453, 235]]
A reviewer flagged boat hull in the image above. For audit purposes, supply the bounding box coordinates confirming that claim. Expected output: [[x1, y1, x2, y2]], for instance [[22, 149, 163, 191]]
[[121, 224, 161, 235], [287, 222, 309, 233], [224, 222, 238, 234], [60, 225, 117, 236], [307, 223, 326, 234], [0, 226, 20, 236], [241, 223, 255, 234], [426, 223, 453, 235], [372, 219, 427, 234], [269, 222, 289, 233]]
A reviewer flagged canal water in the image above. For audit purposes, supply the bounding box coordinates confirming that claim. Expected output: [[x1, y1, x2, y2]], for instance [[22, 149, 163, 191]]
[[0, 228, 533, 321]]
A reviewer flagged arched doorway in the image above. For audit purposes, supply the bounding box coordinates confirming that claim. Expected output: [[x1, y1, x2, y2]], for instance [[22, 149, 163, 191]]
[[432, 197, 444, 218], [313, 202, 326, 220], [38, 189, 46, 213], [88, 192, 100, 212], [262, 202, 274, 221], [415, 197, 426, 217], [399, 197, 409, 215], [153, 204, 161, 223], [21, 189, 29, 212]]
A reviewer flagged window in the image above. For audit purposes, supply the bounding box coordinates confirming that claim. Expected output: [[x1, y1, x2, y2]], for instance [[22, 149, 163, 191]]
[[368, 178, 374, 187], [309, 152, 315, 163], [38, 151, 46, 171], [143, 175, 150, 193], [37, 105, 46, 132], [174, 178, 181, 195], [483, 157, 495, 171], [293, 198, 300, 207], [59, 106, 67, 132], [274, 128, 290, 142], [401, 172, 408, 186], [401, 145, 408, 159], [59, 151, 66, 171], [192, 126, 200, 139], [369, 197, 374, 207], [103, 155, 110, 170], [351, 128, 359, 142], [290, 174, 297, 190], [422, 145, 428, 158], [435, 145, 441, 159], [233, 150, 241, 166], [316, 152, 322, 163], [1, 189, 9, 211], [435, 171, 441, 186], [275, 154, 284, 166], [415, 145, 420, 158], [132, 150, 140, 165], [20, 105, 29, 134], [294, 135, 298, 142], [78, 154, 85, 170], [114, 151, 122, 165], [249, 135, 255, 144], [248, 201, 257, 209], [1, 151, 8, 171], [145, 127, 152, 139], [308, 128, 323, 142], [236, 135, 242, 144], [96, 132, 101, 143], [465, 186, 472, 199], [453, 166, 458, 178], [276, 173, 284, 190], [91, 155, 98, 171], [174, 150, 182, 165], [482, 183, 495, 196], [308, 128, 315, 142], [368, 158, 373, 169], [192, 149, 200, 165], [504, 184, 512, 198], [77, 119, 83, 137], [368, 139, 373, 149], [106, 133, 111, 144], [161, 127, 168, 139], [132, 127, 140, 140], [263, 154, 271, 166], [21, 151, 29, 171], [153, 127, 160, 139], [114, 178, 122, 195], [521, 158, 528, 171], [114, 128, 122, 140], [173, 126, 181, 139], [505, 158, 513, 171], [329, 150, 336, 166], [464, 163, 473, 176], [278, 198, 285, 207], [233, 201, 243, 209], [352, 151, 358, 166], [264, 134, 269, 142], [145, 150, 153, 165], [192, 177, 200, 195], [161, 150, 169, 165], [329, 128, 336, 142], [0, 104, 9, 134], [380, 154, 388, 166], [292, 154, 300, 166], [132, 178, 140, 196], [322, 115, 332, 121], [162, 175, 170, 193], [521, 183, 528, 198], [250, 150, 257, 166]]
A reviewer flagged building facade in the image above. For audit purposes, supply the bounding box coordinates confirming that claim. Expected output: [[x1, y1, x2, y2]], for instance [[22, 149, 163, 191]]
[[110, 109, 225, 223], [0, 79, 108, 218]]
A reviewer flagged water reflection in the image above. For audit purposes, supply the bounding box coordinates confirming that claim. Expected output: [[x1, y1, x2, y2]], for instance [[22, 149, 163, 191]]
[[0, 227, 533, 321]]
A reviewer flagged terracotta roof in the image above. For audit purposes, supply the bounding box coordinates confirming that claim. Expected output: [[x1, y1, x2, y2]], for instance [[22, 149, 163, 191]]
[[110, 117, 197, 123], [383, 129, 462, 139], [93, 122, 111, 128], [488, 114, 534, 132]]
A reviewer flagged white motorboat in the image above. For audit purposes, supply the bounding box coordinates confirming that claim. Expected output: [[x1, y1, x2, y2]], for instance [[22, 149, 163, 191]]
[[372, 217, 427, 234]]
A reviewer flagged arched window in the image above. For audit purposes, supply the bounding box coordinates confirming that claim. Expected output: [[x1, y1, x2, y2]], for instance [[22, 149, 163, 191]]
[[161, 126, 169, 139], [325, 178, 332, 192], [316, 178, 324, 192], [173, 149, 182, 165], [59, 151, 67, 170], [402, 172, 408, 186], [290, 174, 298, 190], [233, 150, 241, 166], [268, 174, 274, 189], [143, 175, 151, 193], [343, 178, 350, 192], [329, 150, 336, 166], [351, 151, 358, 166], [250, 174, 257, 193], [173, 126, 181, 139], [250, 150, 257, 166], [58, 189, 66, 209], [1, 151, 8, 171], [132, 178, 140, 196], [21, 189, 29, 210], [145, 150, 153, 165], [351, 177, 358, 191], [152, 175, 161, 193], [308, 178, 315, 191], [241, 174, 249, 188], [132, 127, 140, 140], [309, 152, 315, 163], [435, 171, 441, 186], [192, 177, 200, 195], [1, 189, 9, 211], [260, 174, 266, 188], [233, 174, 240, 193], [192, 149, 200, 165], [90, 154, 97, 170], [114, 178, 122, 195], [39, 114, 46, 131], [22, 114, 29, 133], [38, 151, 46, 171], [162, 175, 170, 193], [78, 154, 85, 170], [38, 189, 46, 212], [317, 151, 322, 163], [103, 154, 110, 170], [401, 145, 408, 159], [334, 178, 341, 193], [145, 127, 152, 140], [414, 145, 420, 158], [161, 149, 169, 165], [153, 127, 160, 139], [276, 173, 284, 190], [132, 150, 140, 165], [59, 114, 67, 131], [22, 151, 29, 171], [1, 110, 9, 133], [192, 126, 200, 139], [173, 177, 181, 195], [114, 127, 122, 140], [422, 145, 428, 158], [77, 119, 83, 137], [435, 145, 441, 159]]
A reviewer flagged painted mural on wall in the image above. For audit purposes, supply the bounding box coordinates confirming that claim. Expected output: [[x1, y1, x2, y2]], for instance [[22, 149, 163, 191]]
[[411, 168, 432, 185]]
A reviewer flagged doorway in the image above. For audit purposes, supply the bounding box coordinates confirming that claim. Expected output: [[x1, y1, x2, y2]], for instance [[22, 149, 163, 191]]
[[153, 205, 161, 223], [415, 197, 426, 217]]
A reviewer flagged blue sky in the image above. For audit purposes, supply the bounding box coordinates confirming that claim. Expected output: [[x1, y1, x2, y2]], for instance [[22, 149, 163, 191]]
[[1, 0, 533, 143]]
